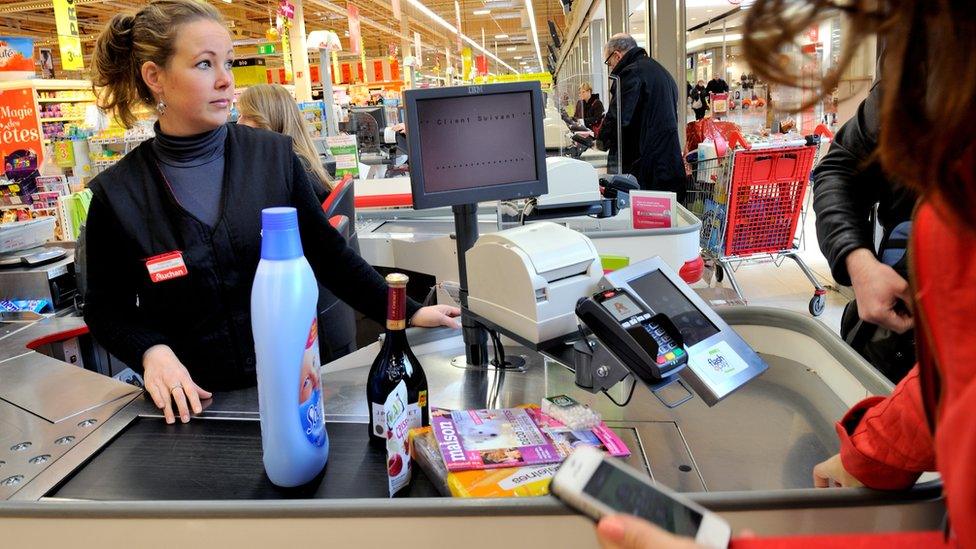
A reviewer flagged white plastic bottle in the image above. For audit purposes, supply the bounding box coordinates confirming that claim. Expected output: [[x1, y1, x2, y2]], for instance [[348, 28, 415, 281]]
[[251, 207, 329, 487]]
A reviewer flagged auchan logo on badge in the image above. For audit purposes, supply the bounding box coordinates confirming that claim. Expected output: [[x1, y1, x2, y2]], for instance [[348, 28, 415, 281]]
[[145, 251, 188, 283]]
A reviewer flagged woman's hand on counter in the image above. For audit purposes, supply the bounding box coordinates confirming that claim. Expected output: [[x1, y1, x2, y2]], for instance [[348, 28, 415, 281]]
[[596, 514, 701, 549], [142, 344, 213, 424], [409, 305, 462, 330], [813, 453, 864, 488]]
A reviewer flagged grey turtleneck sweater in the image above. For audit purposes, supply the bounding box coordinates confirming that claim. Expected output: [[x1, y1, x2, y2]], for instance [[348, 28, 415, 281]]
[[151, 123, 227, 227]]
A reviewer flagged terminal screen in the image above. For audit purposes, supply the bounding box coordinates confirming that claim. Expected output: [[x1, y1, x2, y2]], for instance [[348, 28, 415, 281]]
[[413, 91, 538, 193], [628, 270, 719, 346], [602, 294, 641, 322]]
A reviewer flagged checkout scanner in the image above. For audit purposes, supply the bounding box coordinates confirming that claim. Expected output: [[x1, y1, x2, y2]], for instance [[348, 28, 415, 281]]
[[466, 222, 602, 345]]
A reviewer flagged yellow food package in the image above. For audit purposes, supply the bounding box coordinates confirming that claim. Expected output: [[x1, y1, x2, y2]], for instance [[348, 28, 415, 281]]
[[446, 462, 557, 498]]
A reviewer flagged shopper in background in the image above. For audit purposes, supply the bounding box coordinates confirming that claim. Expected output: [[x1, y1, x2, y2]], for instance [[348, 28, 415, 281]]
[[84, 0, 459, 426], [812, 80, 918, 383], [593, 0, 976, 545], [704, 73, 729, 96], [237, 83, 358, 364], [237, 84, 332, 201], [595, 33, 684, 195], [574, 82, 605, 130], [689, 80, 709, 121]]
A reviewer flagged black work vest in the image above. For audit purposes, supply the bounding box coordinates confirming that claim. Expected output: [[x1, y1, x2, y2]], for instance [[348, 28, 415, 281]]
[[89, 124, 301, 390]]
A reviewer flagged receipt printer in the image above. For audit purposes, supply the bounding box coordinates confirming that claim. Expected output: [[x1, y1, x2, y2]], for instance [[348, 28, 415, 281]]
[[466, 222, 602, 344]]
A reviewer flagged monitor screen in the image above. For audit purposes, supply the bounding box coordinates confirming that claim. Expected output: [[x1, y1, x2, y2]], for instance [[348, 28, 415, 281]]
[[628, 270, 719, 346], [404, 83, 548, 209]]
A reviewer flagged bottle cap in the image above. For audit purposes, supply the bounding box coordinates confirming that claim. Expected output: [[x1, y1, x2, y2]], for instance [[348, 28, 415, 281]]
[[386, 273, 409, 288], [262, 207, 299, 231], [260, 207, 303, 260]]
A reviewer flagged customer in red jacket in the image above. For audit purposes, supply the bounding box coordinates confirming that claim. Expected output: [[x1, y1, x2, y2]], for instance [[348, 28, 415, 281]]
[[593, 0, 976, 547]]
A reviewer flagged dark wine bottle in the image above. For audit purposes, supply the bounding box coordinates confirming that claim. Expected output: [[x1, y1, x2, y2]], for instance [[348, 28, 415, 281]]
[[366, 273, 429, 445]]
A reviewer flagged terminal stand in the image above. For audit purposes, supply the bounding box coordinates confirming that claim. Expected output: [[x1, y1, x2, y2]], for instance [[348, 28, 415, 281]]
[[452, 203, 489, 367]]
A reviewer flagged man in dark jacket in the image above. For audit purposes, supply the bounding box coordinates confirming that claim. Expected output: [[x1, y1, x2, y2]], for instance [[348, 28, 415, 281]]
[[596, 33, 684, 194], [705, 74, 729, 95], [812, 79, 917, 380]]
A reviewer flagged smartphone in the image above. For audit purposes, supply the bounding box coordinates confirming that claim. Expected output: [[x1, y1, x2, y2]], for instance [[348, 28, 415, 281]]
[[551, 446, 731, 548]]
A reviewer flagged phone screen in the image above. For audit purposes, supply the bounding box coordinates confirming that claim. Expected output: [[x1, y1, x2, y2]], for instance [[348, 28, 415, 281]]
[[583, 462, 703, 536]]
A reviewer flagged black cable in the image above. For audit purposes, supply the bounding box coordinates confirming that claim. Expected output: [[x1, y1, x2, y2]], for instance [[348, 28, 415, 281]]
[[601, 374, 638, 407]]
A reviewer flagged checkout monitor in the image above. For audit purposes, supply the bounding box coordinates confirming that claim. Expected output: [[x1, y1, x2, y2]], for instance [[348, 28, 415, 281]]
[[403, 82, 548, 209]]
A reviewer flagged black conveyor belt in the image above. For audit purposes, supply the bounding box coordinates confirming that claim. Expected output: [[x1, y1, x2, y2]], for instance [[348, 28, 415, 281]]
[[51, 417, 439, 500]]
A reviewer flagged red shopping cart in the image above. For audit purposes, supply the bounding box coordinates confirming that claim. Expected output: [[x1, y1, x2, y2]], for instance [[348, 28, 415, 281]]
[[684, 143, 828, 316]]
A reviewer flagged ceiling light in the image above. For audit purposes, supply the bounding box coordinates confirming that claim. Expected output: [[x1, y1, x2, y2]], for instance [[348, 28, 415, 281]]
[[524, 0, 544, 70], [513, 55, 522, 59], [405, 0, 516, 72], [473, 9, 491, 15], [506, 46, 517, 51], [494, 34, 509, 39]]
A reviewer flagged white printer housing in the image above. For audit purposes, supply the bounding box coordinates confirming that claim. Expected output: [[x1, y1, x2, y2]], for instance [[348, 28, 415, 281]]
[[466, 222, 602, 343], [537, 157, 602, 208]]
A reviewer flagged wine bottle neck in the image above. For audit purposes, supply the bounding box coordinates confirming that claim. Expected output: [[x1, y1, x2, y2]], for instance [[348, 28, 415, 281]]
[[386, 284, 407, 330]]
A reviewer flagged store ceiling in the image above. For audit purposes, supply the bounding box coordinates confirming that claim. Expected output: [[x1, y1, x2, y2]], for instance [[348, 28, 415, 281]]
[[0, 0, 566, 76]]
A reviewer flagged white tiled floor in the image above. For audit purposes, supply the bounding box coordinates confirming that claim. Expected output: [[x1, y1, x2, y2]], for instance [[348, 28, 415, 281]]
[[693, 189, 853, 336]]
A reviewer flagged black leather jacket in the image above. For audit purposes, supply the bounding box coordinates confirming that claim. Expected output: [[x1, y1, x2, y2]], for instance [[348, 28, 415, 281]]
[[811, 81, 917, 286]]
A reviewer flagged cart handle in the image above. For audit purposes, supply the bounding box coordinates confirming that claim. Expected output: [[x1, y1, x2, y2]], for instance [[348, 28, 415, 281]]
[[813, 123, 834, 139], [727, 130, 751, 151]]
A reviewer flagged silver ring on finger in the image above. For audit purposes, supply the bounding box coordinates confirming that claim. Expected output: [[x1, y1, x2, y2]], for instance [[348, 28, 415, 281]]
[[170, 383, 183, 393]]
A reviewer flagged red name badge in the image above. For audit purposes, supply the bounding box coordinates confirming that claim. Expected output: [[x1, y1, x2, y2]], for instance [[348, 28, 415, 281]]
[[146, 251, 188, 283]]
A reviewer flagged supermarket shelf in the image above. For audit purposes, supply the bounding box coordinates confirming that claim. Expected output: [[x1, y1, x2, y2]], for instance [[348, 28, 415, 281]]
[[37, 98, 95, 103], [39, 117, 86, 123]]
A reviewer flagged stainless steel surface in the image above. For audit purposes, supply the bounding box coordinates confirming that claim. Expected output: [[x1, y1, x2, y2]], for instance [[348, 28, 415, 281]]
[[0, 307, 942, 538], [0, 315, 87, 363], [0, 354, 140, 500], [0, 352, 138, 423], [0, 250, 75, 306], [369, 219, 500, 237]]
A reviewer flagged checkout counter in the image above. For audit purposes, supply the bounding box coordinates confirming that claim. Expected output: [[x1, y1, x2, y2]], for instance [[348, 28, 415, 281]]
[[0, 82, 945, 546]]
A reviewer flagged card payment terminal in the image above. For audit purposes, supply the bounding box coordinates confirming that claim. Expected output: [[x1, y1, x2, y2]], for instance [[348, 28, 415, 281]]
[[576, 287, 688, 382]]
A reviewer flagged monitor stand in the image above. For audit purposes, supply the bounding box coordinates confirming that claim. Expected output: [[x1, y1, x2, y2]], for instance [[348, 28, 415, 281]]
[[452, 203, 490, 368]]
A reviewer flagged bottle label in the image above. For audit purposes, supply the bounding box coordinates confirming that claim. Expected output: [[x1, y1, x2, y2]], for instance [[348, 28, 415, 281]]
[[299, 318, 326, 447], [386, 284, 407, 331], [385, 381, 412, 496]]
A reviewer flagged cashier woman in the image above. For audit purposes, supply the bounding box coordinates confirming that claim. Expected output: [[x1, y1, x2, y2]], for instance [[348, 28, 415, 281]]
[[83, 0, 460, 425]]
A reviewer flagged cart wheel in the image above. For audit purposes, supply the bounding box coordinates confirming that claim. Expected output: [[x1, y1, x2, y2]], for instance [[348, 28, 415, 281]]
[[715, 265, 725, 283], [809, 293, 826, 316]]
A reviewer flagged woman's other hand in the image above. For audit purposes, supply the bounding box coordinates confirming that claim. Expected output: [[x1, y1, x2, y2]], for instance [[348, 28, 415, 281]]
[[410, 305, 462, 330], [142, 344, 213, 424], [813, 453, 864, 488]]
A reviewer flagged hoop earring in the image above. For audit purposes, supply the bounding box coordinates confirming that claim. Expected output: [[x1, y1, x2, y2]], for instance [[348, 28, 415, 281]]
[[156, 99, 167, 116]]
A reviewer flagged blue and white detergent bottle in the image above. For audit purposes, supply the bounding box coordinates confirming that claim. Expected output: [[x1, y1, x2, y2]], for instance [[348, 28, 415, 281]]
[[252, 207, 329, 487]]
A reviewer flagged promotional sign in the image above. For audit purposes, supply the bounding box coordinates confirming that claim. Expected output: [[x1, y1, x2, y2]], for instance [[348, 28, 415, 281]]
[[281, 23, 293, 82], [461, 48, 473, 81], [0, 37, 35, 78], [413, 32, 422, 67], [326, 134, 359, 178], [630, 190, 676, 229], [52, 0, 84, 71], [454, 1, 463, 53], [347, 4, 362, 55], [0, 87, 43, 175], [475, 55, 488, 76], [232, 58, 267, 87]]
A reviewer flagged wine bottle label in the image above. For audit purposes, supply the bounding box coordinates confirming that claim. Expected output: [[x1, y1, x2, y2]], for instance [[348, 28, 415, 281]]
[[386, 285, 407, 331], [299, 318, 326, 447], [371, 402, 387, 438]]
